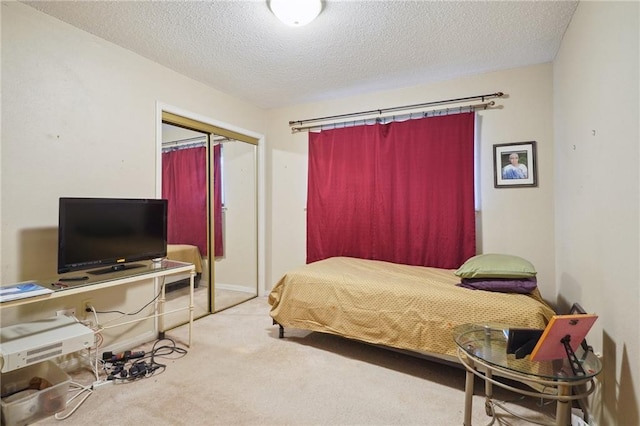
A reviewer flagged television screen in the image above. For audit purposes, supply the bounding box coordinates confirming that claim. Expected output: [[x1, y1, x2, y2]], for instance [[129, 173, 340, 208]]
[[58, 198, 168, 274]]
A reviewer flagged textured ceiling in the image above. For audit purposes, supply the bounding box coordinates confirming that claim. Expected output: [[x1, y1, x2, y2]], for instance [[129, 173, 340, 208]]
[[23, 1, 578, 109]]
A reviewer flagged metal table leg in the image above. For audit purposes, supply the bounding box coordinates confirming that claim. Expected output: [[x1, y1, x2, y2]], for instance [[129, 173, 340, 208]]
[[556, 384, 571, 426], [464, 359, 475, 426], [485, 367, 494, 416]]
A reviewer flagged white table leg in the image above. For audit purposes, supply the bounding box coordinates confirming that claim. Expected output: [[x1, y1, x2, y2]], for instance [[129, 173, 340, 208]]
[[158, 276, 166, 338]]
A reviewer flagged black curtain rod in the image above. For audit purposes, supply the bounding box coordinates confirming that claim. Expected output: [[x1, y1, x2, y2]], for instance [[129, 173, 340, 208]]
[[289, 92, 504, 126], [291, 101, 496, 133]]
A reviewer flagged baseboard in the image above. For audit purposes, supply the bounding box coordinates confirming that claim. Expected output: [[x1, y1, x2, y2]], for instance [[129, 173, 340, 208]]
[[216, 283, 255, 293]]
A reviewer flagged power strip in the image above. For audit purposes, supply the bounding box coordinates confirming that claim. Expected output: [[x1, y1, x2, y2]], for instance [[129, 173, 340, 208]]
[[92, 380, 114, 389]]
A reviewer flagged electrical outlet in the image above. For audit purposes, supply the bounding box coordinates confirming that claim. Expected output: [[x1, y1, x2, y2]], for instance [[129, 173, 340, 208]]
[[82, 299, 94, 319], [56, 308, 76, 317]]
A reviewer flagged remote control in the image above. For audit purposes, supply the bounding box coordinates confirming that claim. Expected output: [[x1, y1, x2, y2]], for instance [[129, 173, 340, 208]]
[[58, 276, 89, 281]]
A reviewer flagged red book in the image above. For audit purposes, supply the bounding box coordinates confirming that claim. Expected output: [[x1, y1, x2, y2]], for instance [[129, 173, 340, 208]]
[[530, 313, 598, 361]]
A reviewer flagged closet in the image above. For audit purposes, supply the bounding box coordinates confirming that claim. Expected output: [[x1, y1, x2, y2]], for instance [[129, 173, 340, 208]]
[[160, 117, 258, 326]]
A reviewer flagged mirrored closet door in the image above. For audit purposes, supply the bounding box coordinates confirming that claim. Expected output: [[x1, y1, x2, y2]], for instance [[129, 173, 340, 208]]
[[212, 138, 258, 311], [160, 118, 258, 329]]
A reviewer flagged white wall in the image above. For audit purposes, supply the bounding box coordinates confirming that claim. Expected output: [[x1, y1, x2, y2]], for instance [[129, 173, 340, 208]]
[[265, 64, 557, 301], [554, 2, 639, 424], [1, 3, 266, 349], [1, 2, 265, 283]]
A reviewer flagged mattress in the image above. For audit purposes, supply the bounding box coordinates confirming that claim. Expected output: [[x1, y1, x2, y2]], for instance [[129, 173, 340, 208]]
[[269, 256, 555, 359], [167, 244, 203, 274]]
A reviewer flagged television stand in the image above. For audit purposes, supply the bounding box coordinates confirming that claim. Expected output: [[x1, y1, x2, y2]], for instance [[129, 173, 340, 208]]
[[89, 263, 144, 275], [1, 260, 196, 348]]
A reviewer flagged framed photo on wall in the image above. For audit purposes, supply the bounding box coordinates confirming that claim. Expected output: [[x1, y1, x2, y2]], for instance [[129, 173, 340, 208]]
[[493, 141, 537, 188]]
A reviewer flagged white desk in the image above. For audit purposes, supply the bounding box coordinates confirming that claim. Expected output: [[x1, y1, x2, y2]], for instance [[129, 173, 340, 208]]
[[0, 260, 196, 346]]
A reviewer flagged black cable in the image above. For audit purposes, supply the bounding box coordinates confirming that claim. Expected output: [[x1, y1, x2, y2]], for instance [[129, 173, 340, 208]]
[[148, 337, 188, 371], [93, 278, 166, 316], [133, 338, 188, 378], [103, 337, 187, 382]]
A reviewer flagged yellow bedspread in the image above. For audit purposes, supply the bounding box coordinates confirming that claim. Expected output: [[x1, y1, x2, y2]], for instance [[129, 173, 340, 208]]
[[269, 257, 555, 359], [167, 244, 203, 274]]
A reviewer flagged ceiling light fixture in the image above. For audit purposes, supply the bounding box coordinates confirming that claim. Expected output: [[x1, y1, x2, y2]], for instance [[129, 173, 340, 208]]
[[269, 0, 322, 27]]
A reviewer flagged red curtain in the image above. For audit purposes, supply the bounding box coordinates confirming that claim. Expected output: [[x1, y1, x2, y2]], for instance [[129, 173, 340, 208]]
[[162, 146, 208, 256], [307, 113, 476, 269]]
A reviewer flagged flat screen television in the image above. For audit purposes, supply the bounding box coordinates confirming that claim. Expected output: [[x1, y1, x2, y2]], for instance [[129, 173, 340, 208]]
[[58, 197, 168, 275]]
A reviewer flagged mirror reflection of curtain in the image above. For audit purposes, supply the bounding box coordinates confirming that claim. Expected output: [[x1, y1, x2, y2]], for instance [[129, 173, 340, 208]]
[[162, 146, 224, 256]]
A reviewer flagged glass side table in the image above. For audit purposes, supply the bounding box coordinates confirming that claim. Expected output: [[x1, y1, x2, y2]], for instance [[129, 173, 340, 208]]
[[454, 323, 601, 426]]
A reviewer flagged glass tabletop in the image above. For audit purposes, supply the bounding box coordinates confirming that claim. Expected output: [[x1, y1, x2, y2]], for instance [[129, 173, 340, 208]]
[[42, 259, 194, 292], [454, 323, 602, 381]]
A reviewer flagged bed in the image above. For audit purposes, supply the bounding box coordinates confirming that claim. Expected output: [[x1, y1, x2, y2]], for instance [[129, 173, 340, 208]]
[[167, 244, 203, 274], [268, 256, 555, 362], [165, 244, 203, 289]]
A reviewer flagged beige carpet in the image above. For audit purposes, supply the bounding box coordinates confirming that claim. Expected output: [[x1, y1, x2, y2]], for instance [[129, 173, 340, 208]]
[[34, 297, 555, 425], [165, 279, 257, 315]]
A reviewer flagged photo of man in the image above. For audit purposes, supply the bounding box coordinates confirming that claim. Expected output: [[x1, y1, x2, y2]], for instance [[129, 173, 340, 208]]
[[494, 141, 536, 188], [502, 152, 528, 179]]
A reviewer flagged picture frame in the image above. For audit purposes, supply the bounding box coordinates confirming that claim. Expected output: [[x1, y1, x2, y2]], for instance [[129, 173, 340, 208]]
[[493, 141, 537, 188]]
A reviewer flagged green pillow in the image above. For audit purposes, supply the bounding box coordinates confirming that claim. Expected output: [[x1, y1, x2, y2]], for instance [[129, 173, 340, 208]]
[[455, 253, 537, 279]]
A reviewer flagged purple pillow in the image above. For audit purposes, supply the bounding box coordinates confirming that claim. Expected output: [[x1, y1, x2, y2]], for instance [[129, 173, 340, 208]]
[[456, 277, 537, 294]]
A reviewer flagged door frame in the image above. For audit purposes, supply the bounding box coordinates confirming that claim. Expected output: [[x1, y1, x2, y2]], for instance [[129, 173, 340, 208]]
[[155, 102, 266, 299]]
